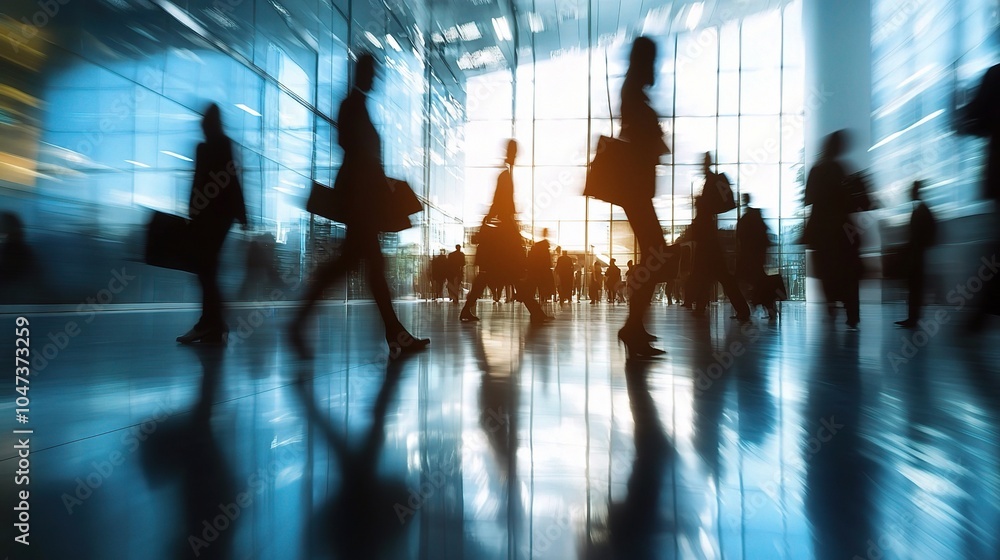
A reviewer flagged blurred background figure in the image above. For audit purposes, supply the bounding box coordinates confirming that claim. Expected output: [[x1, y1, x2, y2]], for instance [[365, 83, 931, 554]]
[[431, 249, 448, 301], [0, 211, 44, 304], [447, 244, 465, 303], [690, 155, 750, 323], [605, 257, 622, 303], [737, 193, 777, 319], [460, 140, 552, 324], [590, 260, 603, 305], [239, 231, 283, 301], [803, 130, 862, 331], [556, 249, 574, 304], [527, 229, 555, 304], [177, 103, 248, 345], [896, 181, 936, 328]]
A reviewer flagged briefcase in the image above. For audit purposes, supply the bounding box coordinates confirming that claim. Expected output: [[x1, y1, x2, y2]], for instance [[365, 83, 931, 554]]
[[145, 211, 198, 273], [306, 177, 421, 232], [584, 135, 639, 207], [766, 274, 788, 301]]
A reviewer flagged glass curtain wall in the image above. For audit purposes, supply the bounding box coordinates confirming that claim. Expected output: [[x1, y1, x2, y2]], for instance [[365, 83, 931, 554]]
[[463, 0, 807, 300], [0, 0, 466, 304], [870, 0, 1000, 213]]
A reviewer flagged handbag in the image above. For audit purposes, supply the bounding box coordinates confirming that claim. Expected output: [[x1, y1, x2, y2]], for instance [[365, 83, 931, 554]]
[[306, 180, 347, 223], [306, 176, 422, 233], [704, 171, 736, 214], [583, 50, 663, 208], [145, 211, 198, 273], [584, 136, 639, 207], [766, 274, 788, 301]]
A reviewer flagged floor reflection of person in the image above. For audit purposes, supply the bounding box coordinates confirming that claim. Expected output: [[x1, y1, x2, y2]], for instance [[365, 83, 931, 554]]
[[580, 361, 674, 559], [296, 361, 411, 559], [290, 53, 428, 359], [140, 346, 236, 559], [460, 140, 552, 324]]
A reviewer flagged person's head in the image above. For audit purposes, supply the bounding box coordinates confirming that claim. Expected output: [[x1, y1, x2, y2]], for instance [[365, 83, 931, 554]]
[[562, 250, 568, 256], [455, 244, 461, 251], [911, 180, 923, 201], [702, 151, 714, 174], [822, 129, 849, 159], [742, 193, 751, 206], [627, 259, 633, 267], [201, 103, 224, 140], [439, 249, 446, 255], [504, 139, 518, 166], [610, 258, 616, 265], [355, 53, 376, 93], [626, 36, 657, 87]]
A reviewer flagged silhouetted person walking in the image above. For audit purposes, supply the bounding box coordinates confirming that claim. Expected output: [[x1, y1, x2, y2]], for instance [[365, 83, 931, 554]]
[[447, 244, 465, 303], [804, 130, 862, 330], [460, 140, 552, 324], [962, 63, 1000, 329], [737, 193, 776, 319], [617, 37, 674, 357], [177, 103, 247, 344], [590, 260, 603, 304], [896, 181, 936, 328], [290, 54, 428, 358], [606, 258, 622, 303], [431, 249, 447, 300], [555, 250, 574, 303], [690, 153, 751, 322]]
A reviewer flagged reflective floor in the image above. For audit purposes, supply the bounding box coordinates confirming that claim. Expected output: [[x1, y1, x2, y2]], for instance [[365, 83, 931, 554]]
[[2, 300, 999, 559]]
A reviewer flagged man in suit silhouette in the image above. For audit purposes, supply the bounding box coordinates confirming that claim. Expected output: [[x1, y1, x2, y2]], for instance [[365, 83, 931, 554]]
[[896, 181, 936, 328]]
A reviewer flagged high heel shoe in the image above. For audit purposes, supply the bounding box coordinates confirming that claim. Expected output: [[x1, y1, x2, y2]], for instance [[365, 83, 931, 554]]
[[459, 307, 480, 322], [617, 328, 665, 360], [386, 330, 430, 360], [529, 312, 554, 325]]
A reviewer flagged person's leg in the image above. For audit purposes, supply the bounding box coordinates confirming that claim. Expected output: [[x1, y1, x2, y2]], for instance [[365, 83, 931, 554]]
[[289, 228, 361, 356], [197, 250, 224, 330], [621, 201, 668, 355], [718, 266, 750, 321], [358, 232, 429, 355], [462, 272, 490, 320], [180, 227, 228, 342]]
